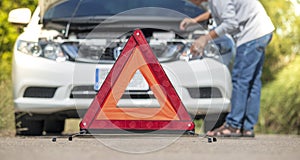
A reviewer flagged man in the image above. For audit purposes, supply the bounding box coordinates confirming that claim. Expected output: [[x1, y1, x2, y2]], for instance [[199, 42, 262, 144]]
[[180, 0, 274, 137]]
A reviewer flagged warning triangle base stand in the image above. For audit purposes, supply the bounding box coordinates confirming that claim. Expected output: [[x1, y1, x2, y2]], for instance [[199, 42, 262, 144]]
[[79, 29, 195, 134]]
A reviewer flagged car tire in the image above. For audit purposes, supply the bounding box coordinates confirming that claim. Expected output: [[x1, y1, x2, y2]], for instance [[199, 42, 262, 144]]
[[44, 119, 65, 134], [15, 113, 44, 136], [204, 112, 228, 133]]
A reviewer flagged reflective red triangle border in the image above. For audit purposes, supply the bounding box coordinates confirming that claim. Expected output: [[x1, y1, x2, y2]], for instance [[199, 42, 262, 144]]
[[80, 29, 195, 132]]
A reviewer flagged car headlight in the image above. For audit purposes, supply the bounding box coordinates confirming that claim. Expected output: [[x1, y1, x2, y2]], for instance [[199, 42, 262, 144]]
[[43, 43, 66, 62], [179, 42, 221, 61], [17, 40, 67, 62], [151, 42, 184, 62], [17, 40, 42, 57], [203, 42, 220, 58]]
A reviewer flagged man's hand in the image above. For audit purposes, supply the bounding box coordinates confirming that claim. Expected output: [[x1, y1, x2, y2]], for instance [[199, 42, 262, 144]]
[[180, 18, 197, 30], [190, 35, 210, 56]]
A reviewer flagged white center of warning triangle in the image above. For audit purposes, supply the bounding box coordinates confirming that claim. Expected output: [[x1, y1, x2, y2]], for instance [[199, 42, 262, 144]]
[[117, 69, 160, 109], [125, 70, 149, 91]]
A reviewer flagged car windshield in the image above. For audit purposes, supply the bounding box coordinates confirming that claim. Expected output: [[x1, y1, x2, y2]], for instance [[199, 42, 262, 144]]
[[43, 0, 205, 21]]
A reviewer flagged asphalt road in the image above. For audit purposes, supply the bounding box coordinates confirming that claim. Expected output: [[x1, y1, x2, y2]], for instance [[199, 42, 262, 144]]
[[0, 134, 299, 160]]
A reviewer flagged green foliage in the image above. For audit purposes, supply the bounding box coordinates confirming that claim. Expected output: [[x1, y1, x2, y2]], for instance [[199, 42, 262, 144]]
[[257, 0, 300, 135], [0, 0, 38, 133], [260, 0, 300, 83], [0, 0, 37, 55], [258, 55, 300, 134], [0, 52, 12, 81], [193, 119, 204, 134], [0, 53, 13, 131], [0, 79, 13, 130]]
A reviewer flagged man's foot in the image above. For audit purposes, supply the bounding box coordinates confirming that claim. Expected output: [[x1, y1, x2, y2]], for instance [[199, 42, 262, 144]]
[[206, 124, 242, 137], [242, 130, 255, 137]]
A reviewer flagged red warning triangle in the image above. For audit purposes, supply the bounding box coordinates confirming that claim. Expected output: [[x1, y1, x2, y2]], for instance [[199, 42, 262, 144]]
[[80, 29, 194, 133]]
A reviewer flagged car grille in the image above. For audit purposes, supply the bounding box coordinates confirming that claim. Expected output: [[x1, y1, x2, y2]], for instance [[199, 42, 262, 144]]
[[70, 86, 96, 99], [70, 85, 154, 99], [187, 87, 222, 98], [70, 86, 222, 99], [23, 87, 57, 98]]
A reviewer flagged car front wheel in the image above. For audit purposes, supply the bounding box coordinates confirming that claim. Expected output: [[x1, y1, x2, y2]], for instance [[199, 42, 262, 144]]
[[15, 113, 44, 136]]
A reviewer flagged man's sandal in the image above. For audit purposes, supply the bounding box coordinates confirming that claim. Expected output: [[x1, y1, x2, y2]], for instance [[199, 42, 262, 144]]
[[242, 130, 255, 137], [206, 124, 242, 137]]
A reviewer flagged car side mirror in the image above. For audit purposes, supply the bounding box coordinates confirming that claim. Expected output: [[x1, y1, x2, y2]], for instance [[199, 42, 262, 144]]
[[8, 8, 32, 25]]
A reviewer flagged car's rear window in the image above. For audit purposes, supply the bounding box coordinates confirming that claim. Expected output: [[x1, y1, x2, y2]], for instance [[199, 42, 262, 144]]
[[44, 0, 205, 20]]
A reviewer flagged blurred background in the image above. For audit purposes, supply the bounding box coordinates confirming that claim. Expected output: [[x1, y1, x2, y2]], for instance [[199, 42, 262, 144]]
[[0, 0, 299, 135]]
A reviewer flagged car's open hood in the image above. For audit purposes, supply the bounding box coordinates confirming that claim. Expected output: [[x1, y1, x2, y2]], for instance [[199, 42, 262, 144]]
[[39, 0, 67, 19]]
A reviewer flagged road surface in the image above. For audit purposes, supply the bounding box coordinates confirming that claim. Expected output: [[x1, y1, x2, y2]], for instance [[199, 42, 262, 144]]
[[0, 134, 299, 160]]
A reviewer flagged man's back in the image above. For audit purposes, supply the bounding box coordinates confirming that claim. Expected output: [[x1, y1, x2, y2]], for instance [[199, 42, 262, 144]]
[[209, 0, 274, 46]]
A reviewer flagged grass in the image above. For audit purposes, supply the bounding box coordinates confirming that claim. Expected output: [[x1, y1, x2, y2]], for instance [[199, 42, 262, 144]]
[[257, 55, 300, 134], [193, 119, 204, 134], [0, 79, 15, 135], [63, 119, 81, 134]]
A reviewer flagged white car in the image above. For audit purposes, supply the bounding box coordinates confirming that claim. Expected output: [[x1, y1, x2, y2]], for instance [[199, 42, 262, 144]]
[[9, 0, 234, 135]]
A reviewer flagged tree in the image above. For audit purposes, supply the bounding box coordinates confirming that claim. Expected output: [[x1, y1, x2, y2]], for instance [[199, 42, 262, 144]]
[[0, 0, 37, 80], [0, 0, 37, 54], [0, 0, 37, 131], [258, 0, 300, 134], [260, 0, 300, 83]]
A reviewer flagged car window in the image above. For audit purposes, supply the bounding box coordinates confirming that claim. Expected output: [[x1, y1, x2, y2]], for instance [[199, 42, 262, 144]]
[[44, 0, 205, 20]]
